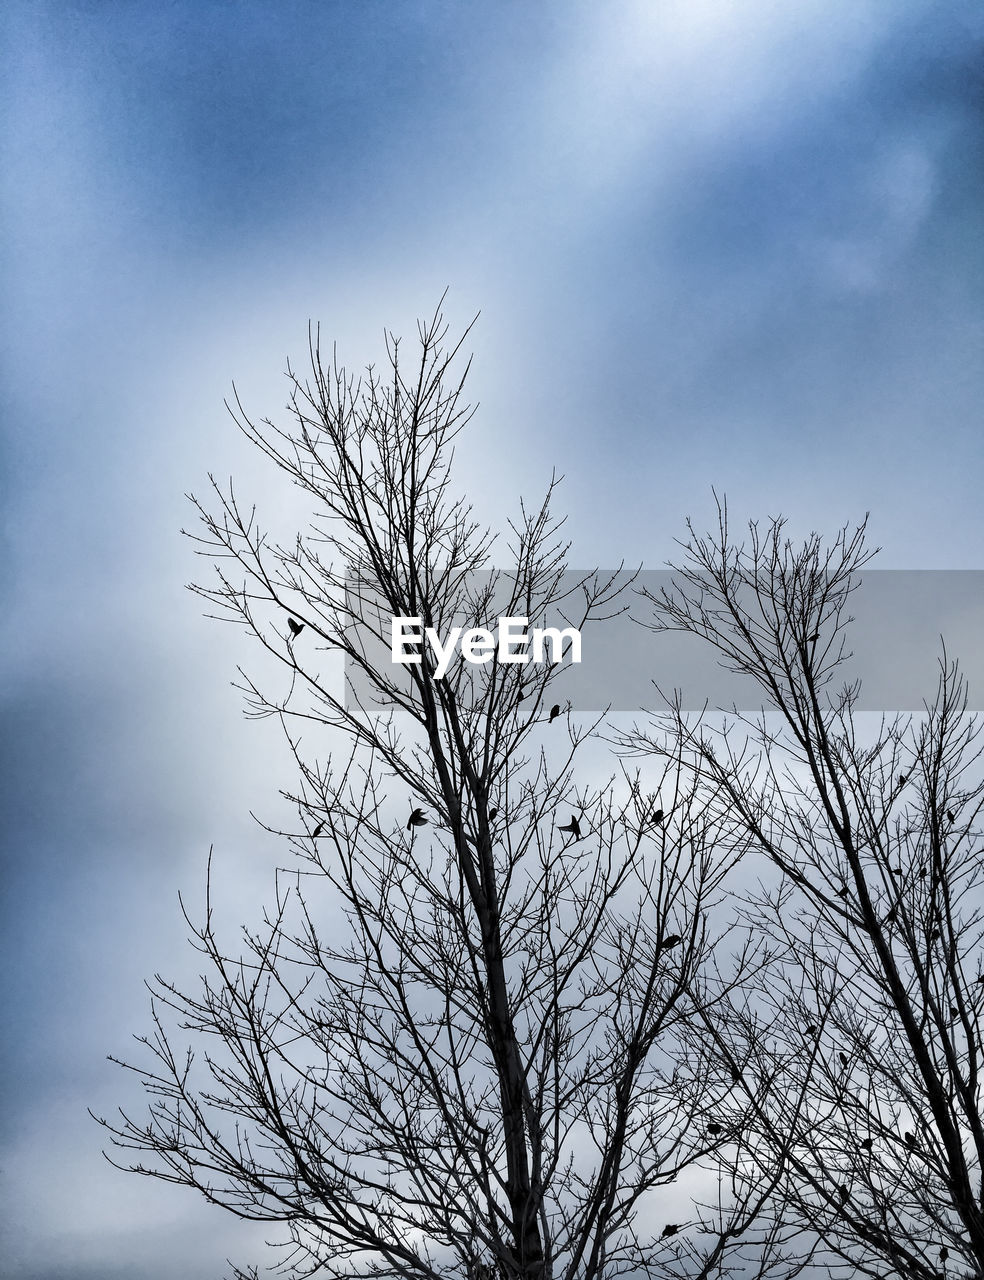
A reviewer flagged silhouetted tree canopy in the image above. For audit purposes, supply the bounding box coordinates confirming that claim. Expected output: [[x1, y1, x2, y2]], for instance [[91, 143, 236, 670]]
[[94, 308, 984, 1280]]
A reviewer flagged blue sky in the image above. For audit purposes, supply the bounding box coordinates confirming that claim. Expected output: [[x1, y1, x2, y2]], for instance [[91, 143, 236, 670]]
[[2, 2, 982, 1276]]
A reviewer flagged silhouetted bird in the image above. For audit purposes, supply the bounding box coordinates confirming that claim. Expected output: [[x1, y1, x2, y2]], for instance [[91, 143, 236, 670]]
[[657, 934, 683, 951], [838, 887, 848, 899], [707, 1122, 722, 1135], [940, 1245, 949, 1262], [311, 821, 324, 837], [287, 617, 304, 638], [730, 1066, 741, 1083], [517, 691, 525, 703], [407, 808, 428, 830], [919, 865, 928, 879], [839, 1052, 849, 1067], [650, 808, 665, 826], [898, 774, 908, 787], [947, 810, 955, 824], [488, 808, 498, 821], [904, 1130, 917, 1148], [806, 1024, 818, 1036], [890, 866, 903, 876], [931, 929, 942, 942], [558, 815, 581, 840], [977, 974, 984, 985], [549, 703, 561, 723], [839, 1184, 849, 1201], [661, 1224, 680, 1238], [949, 1006, 959, 1018], [808, 630, 820, 643], [860, 1137, 873, 1151]]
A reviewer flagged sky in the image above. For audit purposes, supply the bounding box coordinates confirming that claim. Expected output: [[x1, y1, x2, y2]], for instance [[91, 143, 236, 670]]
[[1, 2, 982, 1277]]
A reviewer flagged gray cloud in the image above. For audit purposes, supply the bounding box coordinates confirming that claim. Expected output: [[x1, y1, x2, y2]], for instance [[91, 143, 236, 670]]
[[2, 1, 981, 1274]]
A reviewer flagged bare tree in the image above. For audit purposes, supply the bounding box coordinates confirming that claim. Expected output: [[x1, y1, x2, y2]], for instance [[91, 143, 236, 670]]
[[623, 504, 984, 1280], [94, 309, 787, 1280]]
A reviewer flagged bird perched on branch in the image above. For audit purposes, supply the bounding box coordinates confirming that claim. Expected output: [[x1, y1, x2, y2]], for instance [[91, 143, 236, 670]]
[[661, 1224, 680, 1239], [706, 1121, 722, 1136], [311, 821, 324, 837], [287, 617, 304, 638], [649, 808, 665, 826], [947, 809, 955, 823], [657, 934, 682, 952], [558, 815, 581, 840], [407, 808, 428, 830], [549, 703, 561, 723]]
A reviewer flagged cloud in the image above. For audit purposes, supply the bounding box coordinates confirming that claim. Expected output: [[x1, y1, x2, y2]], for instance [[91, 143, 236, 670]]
[[2, 1, 982, 1274]]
